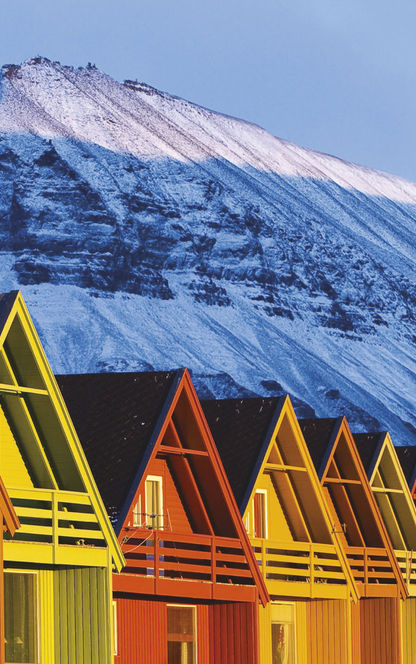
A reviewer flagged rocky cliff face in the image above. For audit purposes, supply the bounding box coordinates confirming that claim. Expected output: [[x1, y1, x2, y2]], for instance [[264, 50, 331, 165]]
[[1, 57, 416, 441]]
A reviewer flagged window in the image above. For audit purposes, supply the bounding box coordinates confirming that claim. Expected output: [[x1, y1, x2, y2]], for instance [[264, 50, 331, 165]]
[[5, 572, 38, 664], [145, 476, 163, 529], [271, 604, 295, 664], [167, 605, 196, 664], [253, 490, 267, 538], [244, 512, 250, 535], [132, 495, 142, 527]]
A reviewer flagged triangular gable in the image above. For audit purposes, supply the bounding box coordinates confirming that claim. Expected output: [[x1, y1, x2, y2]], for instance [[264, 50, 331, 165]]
[[0, 291, 124, 570], [0, 475, 19, 536], [203, 395, 358, 600], [355, 433, 416, 551], [300, 417, 407, 599], [59, 368, 268, 605], [124, 369, 268, 604]]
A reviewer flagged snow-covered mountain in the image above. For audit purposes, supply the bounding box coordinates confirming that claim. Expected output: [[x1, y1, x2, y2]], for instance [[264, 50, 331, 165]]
[[1, 56, 416, 442]]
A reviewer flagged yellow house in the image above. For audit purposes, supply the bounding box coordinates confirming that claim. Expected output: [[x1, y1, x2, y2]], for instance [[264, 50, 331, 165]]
[[300, 417, 406, 664], [0, 291, 124, 664], [202, 395, 357, 664], [355, 432, 416, 664]]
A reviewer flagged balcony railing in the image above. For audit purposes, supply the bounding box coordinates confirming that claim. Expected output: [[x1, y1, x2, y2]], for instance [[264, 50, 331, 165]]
[[344, 545, 398, 595], [251, 538, 349, 599], [5, 486, 105, 548], [122, 529, 255, 588], [395, 549, 416, 594]]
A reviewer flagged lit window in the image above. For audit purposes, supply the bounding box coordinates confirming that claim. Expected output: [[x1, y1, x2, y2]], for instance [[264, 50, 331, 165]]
[[167, 605, 196, 664], [5, 572, 37, 664], [244, 512, 250, 535], [253, 490, 267, 538], [145, 476, 163, 529], [132, 495, 142, 527], [271, 604, 295, 664]]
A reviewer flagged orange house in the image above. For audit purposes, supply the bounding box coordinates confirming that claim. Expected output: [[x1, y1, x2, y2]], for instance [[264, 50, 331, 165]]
[[58, 369, 268, 664], [300, 417, 407, 664], [0, 476, 19, 664], [203, 395, 357, 664]]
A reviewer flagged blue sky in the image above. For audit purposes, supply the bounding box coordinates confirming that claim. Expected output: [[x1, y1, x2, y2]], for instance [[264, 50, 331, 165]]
[[2, 0, 415, 181]]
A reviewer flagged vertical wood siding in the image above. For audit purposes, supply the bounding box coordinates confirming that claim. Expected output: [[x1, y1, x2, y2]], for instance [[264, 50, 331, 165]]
[[39, 569, 55, 663], [209, 602, 258, 664], [54, 567, 111, 664], [306, 599, 349, 664], [196, 604, 210, 664], [115, 597, 166, 664], [402, 598, 416, 664], [357, 598, 401, 664], [114, 598, 210, 664], [350, 600, 361, 664]]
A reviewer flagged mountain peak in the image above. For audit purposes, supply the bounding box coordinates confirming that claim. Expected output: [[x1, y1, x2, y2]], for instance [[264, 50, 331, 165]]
[[0, 59, 416, 445]]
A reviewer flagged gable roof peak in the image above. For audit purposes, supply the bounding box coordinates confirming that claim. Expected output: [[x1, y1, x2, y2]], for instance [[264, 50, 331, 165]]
[[56, 369, 182, 528], [353, 431, 386, 476], [298, 417, 341, 478], [201, 395, 285, 509]]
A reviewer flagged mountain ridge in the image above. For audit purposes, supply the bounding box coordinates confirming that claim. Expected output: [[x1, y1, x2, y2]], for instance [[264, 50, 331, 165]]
[[1, 57, 416, 444]]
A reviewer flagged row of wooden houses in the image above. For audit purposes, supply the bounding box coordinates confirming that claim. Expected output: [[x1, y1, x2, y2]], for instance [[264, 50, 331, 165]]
[[2, 290, 416, 663]]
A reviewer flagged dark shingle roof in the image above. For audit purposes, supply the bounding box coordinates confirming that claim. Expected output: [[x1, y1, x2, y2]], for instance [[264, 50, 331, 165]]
[[298, 418, 339, 477], [353, 433, 384, 475], [201, 397, 281, 509], [56, 370, 180, 525], [395, 445, 416, 488], [0, 291, 18, 331]]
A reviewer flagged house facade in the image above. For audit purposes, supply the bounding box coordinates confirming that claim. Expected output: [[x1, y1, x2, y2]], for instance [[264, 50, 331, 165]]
[[58, 369, 268, 664], [300, 417, 407, 664], [358, 434, 416, 664], [0, 291, 124, 664], [203, 395, 357, 664]]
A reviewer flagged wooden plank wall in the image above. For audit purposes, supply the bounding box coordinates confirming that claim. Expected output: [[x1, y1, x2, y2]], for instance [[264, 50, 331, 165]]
[[114, 598, 210, 664], [54, 567, 111, 664], [209, 602, 258, 664], [402, 598, 416, 664], [305, 599, 349, 664], [355, 598, 401, 664], [115, 597, 166, 664], [39, 569, 55, 663]]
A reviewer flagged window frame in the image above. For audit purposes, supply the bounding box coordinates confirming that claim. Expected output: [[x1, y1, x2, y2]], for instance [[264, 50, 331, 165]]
[[270, 601, 296, 664], [4, 569, 39, 664], [253, 489, 268, 539], [145, 475, 164, 530], [132, 494, 142, 527], [167, 603, 197, 664]]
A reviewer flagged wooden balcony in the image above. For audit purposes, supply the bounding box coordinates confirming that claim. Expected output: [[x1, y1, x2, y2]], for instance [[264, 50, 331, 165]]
[[394, 549, 416, 596], [344, 546, 399, 597], [4, 487, 108, 567], [251, 538, 350, 599], [113, 529, 258, 602]]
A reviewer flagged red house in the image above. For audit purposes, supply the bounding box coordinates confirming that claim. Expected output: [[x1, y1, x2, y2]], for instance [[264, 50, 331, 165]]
[[57, 369, 268, 664]]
